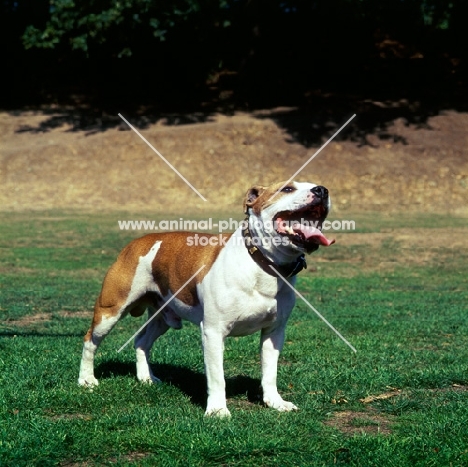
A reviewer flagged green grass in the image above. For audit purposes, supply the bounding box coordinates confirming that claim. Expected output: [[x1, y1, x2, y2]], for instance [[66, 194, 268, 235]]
[[0, 211, 467, 466]]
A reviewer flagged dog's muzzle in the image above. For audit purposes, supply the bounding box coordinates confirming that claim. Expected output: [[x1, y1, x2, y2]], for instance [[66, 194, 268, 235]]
[[310, 185, 329, 201], [274, 185, 335, 253]]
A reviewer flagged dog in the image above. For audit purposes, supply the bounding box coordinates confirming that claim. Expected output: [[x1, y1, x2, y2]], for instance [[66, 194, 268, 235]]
[[79, 181, 334, 416]]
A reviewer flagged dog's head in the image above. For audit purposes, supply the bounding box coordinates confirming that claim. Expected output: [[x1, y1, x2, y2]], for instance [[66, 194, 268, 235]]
[[243, 181, 334, 260]]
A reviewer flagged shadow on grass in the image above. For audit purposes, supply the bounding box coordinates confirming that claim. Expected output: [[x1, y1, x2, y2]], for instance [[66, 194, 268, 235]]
[[96, 360, 263, 409]]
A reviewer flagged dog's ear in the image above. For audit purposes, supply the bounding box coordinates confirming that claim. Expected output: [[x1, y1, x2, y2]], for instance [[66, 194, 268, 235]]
[[243, 185, 265, 214]]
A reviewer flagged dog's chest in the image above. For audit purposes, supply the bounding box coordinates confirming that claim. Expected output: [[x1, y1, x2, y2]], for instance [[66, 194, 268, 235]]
[[228, 297, 279, 336], [213, 276, 291, 336]]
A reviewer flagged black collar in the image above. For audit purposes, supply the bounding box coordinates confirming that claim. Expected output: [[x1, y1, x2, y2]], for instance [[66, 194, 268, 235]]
[[241, 218, 307, 279]]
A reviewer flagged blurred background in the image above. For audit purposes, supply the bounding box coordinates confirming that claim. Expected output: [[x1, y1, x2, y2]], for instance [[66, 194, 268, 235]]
[[1, 0, 467, 214]]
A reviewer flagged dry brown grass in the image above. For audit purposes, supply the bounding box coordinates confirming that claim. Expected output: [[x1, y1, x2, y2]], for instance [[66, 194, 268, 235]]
[[324, 408, 395, 436], [1, 110, 467, 215], [1, 310, 92, 328]]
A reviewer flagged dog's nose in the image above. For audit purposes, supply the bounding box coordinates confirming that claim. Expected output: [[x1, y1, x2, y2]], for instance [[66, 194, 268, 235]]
[[310, 185, 328, 199]]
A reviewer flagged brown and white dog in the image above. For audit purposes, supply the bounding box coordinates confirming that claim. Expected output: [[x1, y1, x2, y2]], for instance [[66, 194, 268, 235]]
[[79, 181, 335, 416]]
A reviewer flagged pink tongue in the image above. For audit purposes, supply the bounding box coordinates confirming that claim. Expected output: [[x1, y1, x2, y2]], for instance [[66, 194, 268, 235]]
[[276, 217, 335, 246], [296, 225, 335, 246]]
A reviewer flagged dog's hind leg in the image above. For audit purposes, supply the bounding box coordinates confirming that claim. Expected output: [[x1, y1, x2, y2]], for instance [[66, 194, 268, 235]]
[[78, 260, 140, 387], [79, 237, 163, 388], [78, 298, 125, 387], [134, 306, 170, 384]]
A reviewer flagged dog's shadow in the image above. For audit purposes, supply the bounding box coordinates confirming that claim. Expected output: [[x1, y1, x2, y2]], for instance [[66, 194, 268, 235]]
[[95, 361, 263, 409]]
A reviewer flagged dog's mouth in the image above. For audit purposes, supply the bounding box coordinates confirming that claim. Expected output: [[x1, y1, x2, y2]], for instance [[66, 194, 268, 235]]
[[274, 204, 335, 253]]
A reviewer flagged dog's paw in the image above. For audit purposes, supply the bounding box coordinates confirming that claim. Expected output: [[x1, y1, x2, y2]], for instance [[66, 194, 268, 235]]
[[136, 361, 161, 384], [204, 407, 231, 418], [264, 395, 298, 412], [138, 374, 162, 384], [78, 376, 99, 387], [275, 400, 299, 412]]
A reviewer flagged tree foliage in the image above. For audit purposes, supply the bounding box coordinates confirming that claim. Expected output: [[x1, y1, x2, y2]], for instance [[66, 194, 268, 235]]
[[17, 1, 465, 57], [0, 1, 466, 110], [21, 0, 231, 57]]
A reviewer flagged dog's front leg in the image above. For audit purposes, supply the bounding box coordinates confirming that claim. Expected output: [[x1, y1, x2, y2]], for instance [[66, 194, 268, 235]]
[[201, 322, 230, 417], [260, 327, 298, 412]]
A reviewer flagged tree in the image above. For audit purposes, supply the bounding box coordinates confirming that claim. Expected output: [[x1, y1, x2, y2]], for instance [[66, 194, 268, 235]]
[[21, 0, 232, 58], [1, 0, 465, 110]]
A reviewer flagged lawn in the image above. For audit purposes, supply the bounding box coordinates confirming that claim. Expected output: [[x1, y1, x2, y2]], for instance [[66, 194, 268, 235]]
[[0, 211, 467, 466]]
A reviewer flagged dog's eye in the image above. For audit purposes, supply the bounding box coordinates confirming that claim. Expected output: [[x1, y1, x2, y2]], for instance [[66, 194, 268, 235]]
[[281, 186, 295, 193]]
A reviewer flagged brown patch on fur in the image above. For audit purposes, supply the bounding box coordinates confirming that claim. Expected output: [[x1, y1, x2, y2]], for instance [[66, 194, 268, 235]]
[[243, 180, 293, 215], [84, 231, 232, 341], [148, 232, 231, 306]]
